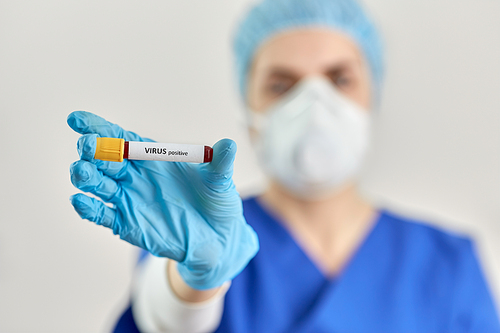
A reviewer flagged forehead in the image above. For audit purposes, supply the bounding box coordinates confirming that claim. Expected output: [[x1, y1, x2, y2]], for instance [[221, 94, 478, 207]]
[[252, 28, 363, 75]]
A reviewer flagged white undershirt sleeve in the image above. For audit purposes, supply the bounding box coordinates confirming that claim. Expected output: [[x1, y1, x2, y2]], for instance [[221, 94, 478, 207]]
[[131, 255, 229, 333]]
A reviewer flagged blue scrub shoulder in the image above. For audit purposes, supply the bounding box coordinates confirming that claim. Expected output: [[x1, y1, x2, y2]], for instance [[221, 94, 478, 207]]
[[372, 209, 500, 332]]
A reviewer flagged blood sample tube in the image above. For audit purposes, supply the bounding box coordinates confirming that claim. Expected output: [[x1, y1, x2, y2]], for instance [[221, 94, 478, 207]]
[[94, 137, 213, 163]]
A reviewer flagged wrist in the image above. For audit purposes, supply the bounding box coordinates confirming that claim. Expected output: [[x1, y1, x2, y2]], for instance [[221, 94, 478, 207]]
[[167, 259, 226, 303]]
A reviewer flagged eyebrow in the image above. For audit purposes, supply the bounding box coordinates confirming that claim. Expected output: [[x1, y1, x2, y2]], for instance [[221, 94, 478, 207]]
[[324, 60, 360, 75], [265, 67, 301, 81]]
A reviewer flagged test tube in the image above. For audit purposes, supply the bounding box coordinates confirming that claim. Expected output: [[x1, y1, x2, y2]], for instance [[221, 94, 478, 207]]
[[94, 137, 213, 163]]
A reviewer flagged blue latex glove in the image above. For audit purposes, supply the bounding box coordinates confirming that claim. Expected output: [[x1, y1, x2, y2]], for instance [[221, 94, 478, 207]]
[[68, 111, 259, 290]]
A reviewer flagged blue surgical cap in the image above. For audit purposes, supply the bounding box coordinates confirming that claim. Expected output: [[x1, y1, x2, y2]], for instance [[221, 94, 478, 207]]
[[232, 0, 384, 101]]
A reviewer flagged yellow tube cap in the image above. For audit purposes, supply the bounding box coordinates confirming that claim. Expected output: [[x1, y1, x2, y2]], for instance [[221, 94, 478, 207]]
[[94, 137, 125, 162]]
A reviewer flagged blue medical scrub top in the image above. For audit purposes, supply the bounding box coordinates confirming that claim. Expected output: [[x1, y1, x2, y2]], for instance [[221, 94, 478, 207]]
[[114, 197, 500, 333]]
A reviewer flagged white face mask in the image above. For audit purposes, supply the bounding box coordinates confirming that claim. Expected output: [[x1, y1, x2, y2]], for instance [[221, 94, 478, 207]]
[[249, 76, 371, 200]]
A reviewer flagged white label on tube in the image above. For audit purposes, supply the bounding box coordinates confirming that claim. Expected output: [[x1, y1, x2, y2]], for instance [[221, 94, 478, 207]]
[[128, 142, 205, 163]]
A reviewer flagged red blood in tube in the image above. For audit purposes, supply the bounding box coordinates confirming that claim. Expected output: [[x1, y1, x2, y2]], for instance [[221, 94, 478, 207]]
[[123, 141, 129, 159], [204, 146, 213, 163]]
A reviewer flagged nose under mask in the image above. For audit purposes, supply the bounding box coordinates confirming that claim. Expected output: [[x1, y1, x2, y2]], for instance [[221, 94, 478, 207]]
[[248, 76, 371, 200]]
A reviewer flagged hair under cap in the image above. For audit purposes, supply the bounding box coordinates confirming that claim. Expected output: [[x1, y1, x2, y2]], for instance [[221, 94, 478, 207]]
[[232, 0, 384, 100]]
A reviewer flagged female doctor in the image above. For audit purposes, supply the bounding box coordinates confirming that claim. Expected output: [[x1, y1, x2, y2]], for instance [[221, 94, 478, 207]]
[[67, 0, 500, 331]]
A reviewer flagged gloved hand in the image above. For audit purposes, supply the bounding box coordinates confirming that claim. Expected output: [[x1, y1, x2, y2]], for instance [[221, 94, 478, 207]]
[[68, 111, 259, 290]]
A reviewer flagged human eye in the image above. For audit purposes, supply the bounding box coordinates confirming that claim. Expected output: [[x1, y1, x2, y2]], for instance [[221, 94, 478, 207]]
[[326, 66, 357, 92], [334, 74, 353, 89], [265, 79, 295, 97]]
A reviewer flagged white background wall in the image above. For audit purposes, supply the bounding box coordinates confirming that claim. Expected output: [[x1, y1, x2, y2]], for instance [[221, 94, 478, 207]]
[[0, 0, 498, 331]]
